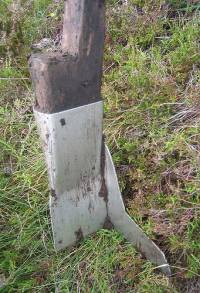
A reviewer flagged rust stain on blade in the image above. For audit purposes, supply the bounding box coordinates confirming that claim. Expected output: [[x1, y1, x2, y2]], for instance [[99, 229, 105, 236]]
[[99, 136, 108, 203], [75, 228, 84, 242], [103, 216, 114, 230]]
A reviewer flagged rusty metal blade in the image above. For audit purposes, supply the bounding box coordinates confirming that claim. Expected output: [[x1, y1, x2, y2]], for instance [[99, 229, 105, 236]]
[[34, 102, 107, 249], [34, 101, 170, 275]]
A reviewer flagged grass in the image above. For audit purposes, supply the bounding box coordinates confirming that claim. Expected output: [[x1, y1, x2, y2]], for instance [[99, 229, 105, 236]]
[[0, 0, 200, 292]]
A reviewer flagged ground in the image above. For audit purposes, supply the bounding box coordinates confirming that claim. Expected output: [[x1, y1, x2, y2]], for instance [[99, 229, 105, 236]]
[[0, 0, 200, 292]]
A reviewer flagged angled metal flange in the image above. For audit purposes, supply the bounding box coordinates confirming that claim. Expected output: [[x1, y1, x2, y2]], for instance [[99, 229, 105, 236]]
[[29, 0, 171, 276], [105, 146, 171, 276]]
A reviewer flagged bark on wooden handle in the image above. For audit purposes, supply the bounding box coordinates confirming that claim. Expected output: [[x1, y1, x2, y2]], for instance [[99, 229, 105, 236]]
[[29, 0, 105, 114]]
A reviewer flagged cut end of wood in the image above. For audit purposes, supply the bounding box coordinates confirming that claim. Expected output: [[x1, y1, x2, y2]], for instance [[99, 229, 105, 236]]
[[29, 53, 102, 113]]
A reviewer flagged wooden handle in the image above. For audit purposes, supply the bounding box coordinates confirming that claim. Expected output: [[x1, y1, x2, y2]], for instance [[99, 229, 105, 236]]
[[62, 0, 84, 55], [62, 0, 105, 58], [29, 0, 105, 114]]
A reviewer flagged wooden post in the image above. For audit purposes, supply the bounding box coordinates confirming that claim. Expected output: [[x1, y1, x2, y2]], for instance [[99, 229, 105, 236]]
[[29, 0, 105, 114]]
